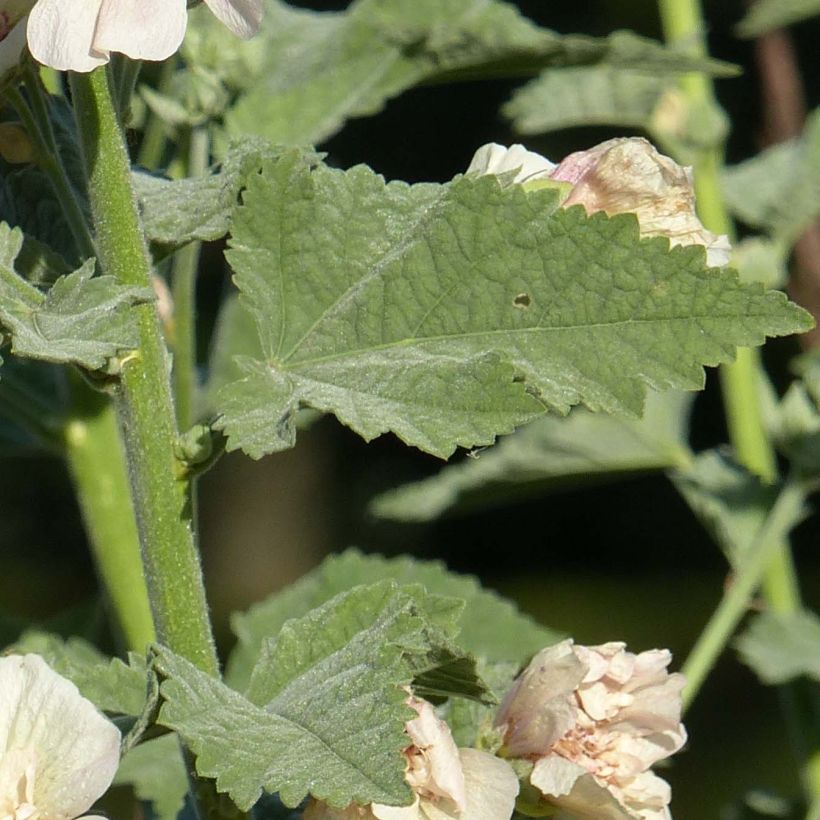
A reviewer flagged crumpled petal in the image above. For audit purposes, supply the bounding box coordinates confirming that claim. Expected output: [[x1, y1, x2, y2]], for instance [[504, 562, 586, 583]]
[[495, 639, 587, 757], [93, 0, 187, 62], [203, 0, 263, 38], [27, 0, 106, 72], [0, 654, 121, 820], [466, 142, 556, 183]]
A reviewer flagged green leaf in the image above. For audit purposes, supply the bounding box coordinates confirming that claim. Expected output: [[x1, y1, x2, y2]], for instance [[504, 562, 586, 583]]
[[504, 66, 669, 135], [185, 0, 736, 149], [0, 223, 151, 371], [157, 583, 475, 810], [9, 630, 148, 716], [736, 609, 820, 684], [216, 154, 809, 460], [737, 0, 820, 36], [135, 142, 321, 256], [371, 389, 693, 521], [227, 549, 557, 691], [722, 108, 820, 244], [114, 735, 189, 820], [670, 450, 805, 568]]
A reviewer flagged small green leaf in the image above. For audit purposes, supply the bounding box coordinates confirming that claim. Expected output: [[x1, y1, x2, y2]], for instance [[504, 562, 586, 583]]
[[0, 223, 151, 371], [722, 108, 820, 243], [736, 609, 820, 684], [226, 549, 558, 691], [216, 155, 809, 460], [114, 736, 189, 820], [504, 66, 669, 135], [9, 630, 148, 716], [371, 389, 693, 521], [737, 0, 820, 36]]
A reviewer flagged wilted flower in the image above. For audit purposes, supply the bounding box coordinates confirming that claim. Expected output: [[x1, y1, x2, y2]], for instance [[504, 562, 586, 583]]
[[26, 0, 263, 72], [467, 138, 731, 268], [303, 696, 518, 820], [0, 653, 121, 820], [495, 640, 686, 820]]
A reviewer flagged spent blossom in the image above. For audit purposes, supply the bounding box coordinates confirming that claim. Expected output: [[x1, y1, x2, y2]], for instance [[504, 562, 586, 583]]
[[495, 639, 686, 820], [303, 695, 518, 820], [0, 1, 33, 77], [0, 653, 121, 820], [25, 0, 263, 72], [467, 138, 731, 268]]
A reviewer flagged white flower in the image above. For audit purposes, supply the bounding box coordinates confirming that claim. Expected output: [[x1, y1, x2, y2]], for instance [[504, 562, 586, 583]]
[[26, 0, 263, 72], [495, 640, 686, 820], [303, 697, 518, 820], [467, 138, 732, 268], [0, 654, 121, 820]]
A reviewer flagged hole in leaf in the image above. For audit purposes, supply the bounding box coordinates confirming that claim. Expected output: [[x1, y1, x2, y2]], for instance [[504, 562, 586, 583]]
[[513, 292, 531, 309]]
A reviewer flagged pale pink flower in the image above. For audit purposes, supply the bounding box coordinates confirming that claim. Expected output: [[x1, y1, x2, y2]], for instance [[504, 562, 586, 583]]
[[304, 696, 518, 820], [467, 138, 731, 268], [0, 654, 121, 820], [495, 640, 686, 820], [26, 0, 263, 72]]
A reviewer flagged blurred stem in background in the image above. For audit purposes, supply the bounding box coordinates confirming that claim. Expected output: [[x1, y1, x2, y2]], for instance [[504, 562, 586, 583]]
[[657, 0, 820, 805]]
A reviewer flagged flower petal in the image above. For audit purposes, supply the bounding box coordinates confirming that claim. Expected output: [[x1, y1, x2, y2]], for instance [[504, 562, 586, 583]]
[[531, 757, 635, 819], [27, 0, 107, 72], [0, 17, 28, 76], [466, 142, 556, 183], [93, 0, 187, 62], [203, 0, 263, 39], [0, 655, 121, 819]]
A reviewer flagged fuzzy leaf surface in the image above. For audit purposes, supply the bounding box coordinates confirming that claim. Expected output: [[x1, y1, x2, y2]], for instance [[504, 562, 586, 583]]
[[372, 389, 692, 521], [0, 224, 150, 371], [216, 155, 809, 460], [227, 550, 557, 691], [135, 142, 320, 255], [184, 0, 735, 149], [504, 66, 669, 134], [737, 0, 820, 36], [722, 108, 820, 243], [736, 609, 820, 684], [156, 583, 476, 810]]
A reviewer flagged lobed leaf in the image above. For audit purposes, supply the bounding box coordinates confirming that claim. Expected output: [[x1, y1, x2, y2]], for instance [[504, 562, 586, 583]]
[[215, 154, 810, 460], [371, 389, 693, 522], [156, 583, 478, 810], [0, 224, 151, 372], [226, 549, 558, 691], [736, 609, 820, 684]]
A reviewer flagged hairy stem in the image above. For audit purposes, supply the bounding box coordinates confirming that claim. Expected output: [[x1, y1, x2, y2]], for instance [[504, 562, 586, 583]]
[[69, 65, 218, 676]]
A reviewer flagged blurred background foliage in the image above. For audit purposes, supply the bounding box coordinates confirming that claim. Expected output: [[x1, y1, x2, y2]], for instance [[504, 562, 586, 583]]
[[2, 0, 820, 817]]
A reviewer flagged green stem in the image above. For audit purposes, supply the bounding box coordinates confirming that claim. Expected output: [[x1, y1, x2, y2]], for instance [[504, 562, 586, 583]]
[[172, 126, 209, 430], [63, 375, 156, 651], [68, 66, 218, 676], [680, 475, 805, 711], [657, 0, 801, 616], [137, 58, 176, 170]]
